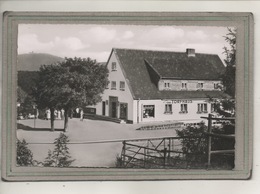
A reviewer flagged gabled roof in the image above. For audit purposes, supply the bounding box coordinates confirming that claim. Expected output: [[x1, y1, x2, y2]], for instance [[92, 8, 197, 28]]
[[113, 48, 228, 100], [145, 53, 225, 80]]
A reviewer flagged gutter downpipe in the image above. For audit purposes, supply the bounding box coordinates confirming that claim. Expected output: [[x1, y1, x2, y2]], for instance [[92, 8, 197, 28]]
[[137, 98, 140, 123]]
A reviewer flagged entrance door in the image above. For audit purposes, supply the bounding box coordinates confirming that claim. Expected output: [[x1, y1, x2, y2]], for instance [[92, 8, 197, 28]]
[[109, 96, 118, 118], [102, 101, 106, 116], [120, 103, 128, 120]]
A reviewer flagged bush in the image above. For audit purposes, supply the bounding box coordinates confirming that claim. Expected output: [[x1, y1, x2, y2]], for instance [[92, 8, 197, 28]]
[[176, 125, 208, 168], [43, 133, 75, 167], [176, 123, 235, 169], [17, 139, 34, 166]]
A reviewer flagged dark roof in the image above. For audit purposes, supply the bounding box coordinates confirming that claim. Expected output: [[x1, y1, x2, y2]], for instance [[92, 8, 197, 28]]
[[113, 48, 228, 100], [145, 53, 225, 80]]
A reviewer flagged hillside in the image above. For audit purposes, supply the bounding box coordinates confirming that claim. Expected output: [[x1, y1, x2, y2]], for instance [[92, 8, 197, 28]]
[[17, 53, 64, 71]]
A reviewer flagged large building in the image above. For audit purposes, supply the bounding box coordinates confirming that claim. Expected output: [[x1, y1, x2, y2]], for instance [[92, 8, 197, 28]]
[[88, 48, 230, 124]]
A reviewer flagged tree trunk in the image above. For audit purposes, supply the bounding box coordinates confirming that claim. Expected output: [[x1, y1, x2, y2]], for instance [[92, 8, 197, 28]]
[[64, 109, 69, 132], [50, 107, 55, 131]]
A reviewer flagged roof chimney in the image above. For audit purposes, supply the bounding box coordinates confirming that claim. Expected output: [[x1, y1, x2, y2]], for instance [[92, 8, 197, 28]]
[[186, 48, 195, 57]]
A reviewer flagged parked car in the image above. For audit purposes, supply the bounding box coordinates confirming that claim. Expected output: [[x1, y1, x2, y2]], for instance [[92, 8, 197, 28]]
[[17, 113, 24, 120], [27, 113, 36, 119]]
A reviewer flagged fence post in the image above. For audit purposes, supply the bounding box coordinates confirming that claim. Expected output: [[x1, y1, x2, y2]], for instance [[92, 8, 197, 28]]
[[122, 141, 126, 167], [207, 114, 213, 169], [168, 138, 171, 160], [163, 147, 167, 168], [144, 148, 146, 168]]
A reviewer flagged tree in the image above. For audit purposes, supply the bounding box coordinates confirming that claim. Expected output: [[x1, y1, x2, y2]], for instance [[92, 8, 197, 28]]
[[33, 57, 109, 131], [17, 86, 27, 105], [43, 133, 75, 167], [57, 57, 109, 131], [222, 27, 236, 98], [17, 139, 34, 166], [33, 64, 62, 131]]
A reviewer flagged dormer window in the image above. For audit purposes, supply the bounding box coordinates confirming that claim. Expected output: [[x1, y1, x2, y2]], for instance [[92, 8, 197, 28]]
[[164, 82, 170, 89], [112, 62, 117, 71], [214, 83, 218, 90], [182, 82, 187, 90], [197, 82, 204, 90]]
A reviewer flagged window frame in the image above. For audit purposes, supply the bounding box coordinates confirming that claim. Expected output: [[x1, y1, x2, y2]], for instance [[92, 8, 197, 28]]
[[119, 81, 125, 91], [179, 103, 188, 114], [214, 83, 218, 90], [181, 82, 187, 90], [111, 62, 117, 71], [197, 82, 204, 90], [211, 103, 218, 112], [164, 104, 172, 114], [164, 82, 170, 89], [143, 105, 155, 118], [197, 103, 208, 113], [111, 81, 117, 90]]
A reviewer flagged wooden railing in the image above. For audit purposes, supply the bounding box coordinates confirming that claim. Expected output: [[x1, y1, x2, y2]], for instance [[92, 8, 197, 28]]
[[201, 114, 235, 168], [119, 114, 235, 169], [120, 136, 205, 169]]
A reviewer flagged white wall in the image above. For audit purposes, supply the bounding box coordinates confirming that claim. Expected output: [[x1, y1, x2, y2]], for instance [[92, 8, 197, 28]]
[[158, 79, 222, 91], [133, 98, 212, 123], [91, 50, 134, 121]]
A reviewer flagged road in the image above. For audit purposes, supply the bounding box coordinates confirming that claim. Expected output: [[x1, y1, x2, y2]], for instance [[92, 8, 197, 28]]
[[17, 118, 178, 167]]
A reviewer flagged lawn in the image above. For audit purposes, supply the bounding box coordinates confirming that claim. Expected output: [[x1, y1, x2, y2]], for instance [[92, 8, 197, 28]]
[[17, 118, 178, 167]]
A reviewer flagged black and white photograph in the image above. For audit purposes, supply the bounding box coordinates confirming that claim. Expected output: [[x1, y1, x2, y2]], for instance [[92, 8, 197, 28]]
[[1, 12, 253, 181], [16, 23, 236, 169]]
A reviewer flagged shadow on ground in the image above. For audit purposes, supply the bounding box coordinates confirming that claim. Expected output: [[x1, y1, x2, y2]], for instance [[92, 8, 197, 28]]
[[17, 123, 64, 132]]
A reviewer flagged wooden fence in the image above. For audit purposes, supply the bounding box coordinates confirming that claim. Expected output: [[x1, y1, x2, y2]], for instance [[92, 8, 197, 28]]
[[119, 114, 235, 169]]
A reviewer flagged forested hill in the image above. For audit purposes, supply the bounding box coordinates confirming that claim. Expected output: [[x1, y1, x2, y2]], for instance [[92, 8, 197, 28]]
[[18, 53, 64, 71]]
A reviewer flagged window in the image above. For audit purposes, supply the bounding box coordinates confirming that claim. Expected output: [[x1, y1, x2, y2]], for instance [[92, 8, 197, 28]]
[[180, 104, 188, 114], [164, 104, 172, 114], [211, 103, 218, 112], [182, 82, 187, 90], [120, 81, 125, 91], [112, 62, 117, 71], [164, 82, 170, 89], [111, 81, 116, 90], [214, 83, 218, 89], [197, 103, 208, 113], [143, 105, 155, 118], [85, 107, 96, 115], [197, 82, 204, 90], [105, 81, 109, 89]]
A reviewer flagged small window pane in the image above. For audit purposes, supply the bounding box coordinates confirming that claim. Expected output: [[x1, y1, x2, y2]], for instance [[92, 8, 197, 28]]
[[112, 62, 117, 71], [120, 81, 125, 91], [143, 105, 155, 118], [165, 104, 172, 113], [111, 81, 116, 90]]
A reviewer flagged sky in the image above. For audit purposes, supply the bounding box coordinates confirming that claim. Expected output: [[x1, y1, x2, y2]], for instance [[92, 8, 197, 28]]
[[18, 24, 233, 63]]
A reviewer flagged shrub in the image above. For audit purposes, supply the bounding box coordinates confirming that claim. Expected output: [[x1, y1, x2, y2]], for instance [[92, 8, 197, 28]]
[[43, 133, 75, 167], [176, 123, 235, 169], [17, 139, 34, 166]]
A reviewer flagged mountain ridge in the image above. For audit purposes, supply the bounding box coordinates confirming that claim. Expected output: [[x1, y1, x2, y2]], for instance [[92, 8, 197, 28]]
[[18, 53, 64, 71]]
